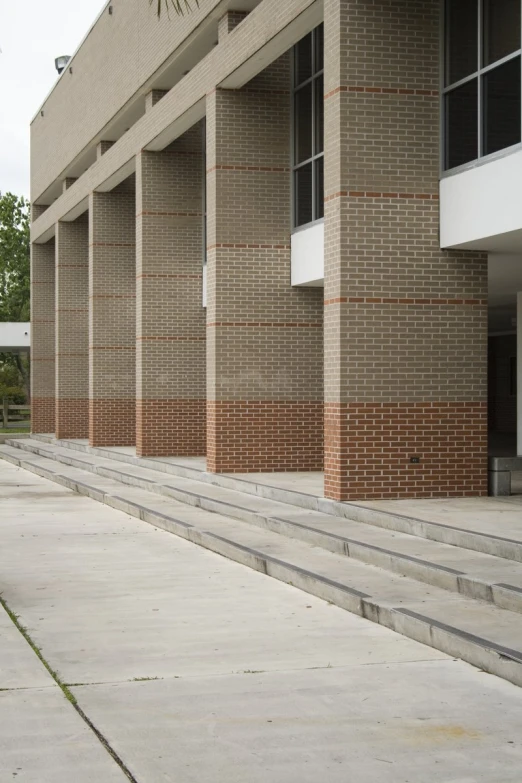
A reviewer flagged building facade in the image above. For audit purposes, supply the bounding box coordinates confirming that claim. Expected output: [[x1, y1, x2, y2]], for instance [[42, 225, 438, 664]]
[[30, 0, 522, 501]]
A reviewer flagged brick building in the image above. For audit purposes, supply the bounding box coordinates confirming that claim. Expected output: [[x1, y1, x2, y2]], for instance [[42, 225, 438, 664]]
[[30, 0, 522, 501]]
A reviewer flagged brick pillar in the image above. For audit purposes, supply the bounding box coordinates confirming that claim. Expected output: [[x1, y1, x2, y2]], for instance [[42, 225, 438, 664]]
[[136, 124, 206, 457], [55, 216, 89, 439], [31, 240, 56, 433], [89, 185, 136, 446], [323, 0, 488, 501], [206, 56, 324, 473]]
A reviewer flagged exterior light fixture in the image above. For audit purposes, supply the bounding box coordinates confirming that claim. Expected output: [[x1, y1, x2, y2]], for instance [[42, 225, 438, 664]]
[[109, 5, 113, 14], [55, 55, 71, 75]]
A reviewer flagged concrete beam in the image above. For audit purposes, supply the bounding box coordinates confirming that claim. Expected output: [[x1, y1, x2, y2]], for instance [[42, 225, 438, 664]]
[[31, 0, 320, 244]]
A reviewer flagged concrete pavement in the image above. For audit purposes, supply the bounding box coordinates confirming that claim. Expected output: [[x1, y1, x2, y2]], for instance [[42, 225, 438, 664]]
[[1, 460, 522, 782]]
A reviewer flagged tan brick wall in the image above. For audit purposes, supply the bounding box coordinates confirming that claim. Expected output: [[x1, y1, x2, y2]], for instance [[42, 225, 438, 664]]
[[89, 182, 136, 446], [55, 215, 89, 439], [136, 123, 206, 457], [206, 55, 324, 473], [30, 0, 230, 201], [31, 240, 56, 433], [323, 0, 488, 500], [31, 0, 319, 241]]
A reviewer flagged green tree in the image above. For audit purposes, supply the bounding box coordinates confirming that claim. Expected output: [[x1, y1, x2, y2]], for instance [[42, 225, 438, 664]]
[[152, 0, 198, 18], [0, 193, 30, 323], [0, 192, 31, 401]]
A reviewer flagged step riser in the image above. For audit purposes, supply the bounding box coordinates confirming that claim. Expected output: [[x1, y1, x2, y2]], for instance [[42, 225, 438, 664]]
[[27, 436, 522, 566], [8, 439, 522, 615], [4, 447, 522, 690]]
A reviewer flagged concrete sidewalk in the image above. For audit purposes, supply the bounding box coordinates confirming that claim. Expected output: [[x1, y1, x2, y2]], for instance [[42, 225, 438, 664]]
[[1, 461, 522, 782]]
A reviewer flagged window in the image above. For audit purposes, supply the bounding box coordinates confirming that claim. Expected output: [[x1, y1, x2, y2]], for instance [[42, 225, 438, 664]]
[[292, 25, 324, 228], [444, 0, 521, 171]]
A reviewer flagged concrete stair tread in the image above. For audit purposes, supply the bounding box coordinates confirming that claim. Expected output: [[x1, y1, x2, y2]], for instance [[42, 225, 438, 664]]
[[5, 439, 522, 615], [3, 443, 522, 686], [25, 436, 522, 556]]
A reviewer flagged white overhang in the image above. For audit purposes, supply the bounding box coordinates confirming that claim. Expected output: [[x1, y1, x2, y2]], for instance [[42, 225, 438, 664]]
[[0, 323, 31, 353], [440, 147, 522, 253]]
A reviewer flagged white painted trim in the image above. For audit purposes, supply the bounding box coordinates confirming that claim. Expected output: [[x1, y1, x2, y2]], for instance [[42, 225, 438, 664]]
[[291, 221, 324, 286]]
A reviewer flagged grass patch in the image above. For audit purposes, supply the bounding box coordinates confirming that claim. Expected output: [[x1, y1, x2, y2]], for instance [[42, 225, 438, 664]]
[[132, 677, 160, 682], [0, 428, 29, 434]]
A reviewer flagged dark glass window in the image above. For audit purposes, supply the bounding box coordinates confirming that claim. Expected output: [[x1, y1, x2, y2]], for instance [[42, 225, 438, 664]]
[[484, 0, 521, 66], [294, 83, 313, 163], [314, 74, 324, 155], [295, 165, 313, 226], [483, 57, 521, 155], [445, 0, 478, 86], [444, 0, 521, 170], [446, 80, 478, 168], [314, 23, 324, 72], [294, 33, 313, 87], [292, 26, 324, 227], [314, 157, 324, 220]]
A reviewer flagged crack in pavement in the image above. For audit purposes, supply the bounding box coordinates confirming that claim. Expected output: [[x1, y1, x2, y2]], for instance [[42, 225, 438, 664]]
[[0, 597, 141, 783]]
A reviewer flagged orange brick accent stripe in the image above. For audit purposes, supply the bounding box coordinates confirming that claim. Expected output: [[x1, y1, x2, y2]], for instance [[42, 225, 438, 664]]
[[207, 400, 323, 473], [56, 399, 89, 440], [89, 242, 136, 248], [207, 165, 290, 174], [89, 295, 136, 299], [324, 401, 487, 502], [137, 274, 202, 280], [137, 210, 202, 218], [324, 297, 488, 307], [208, 321, 322, 328], [325, 191, 439, 203], [136, 399, 206, 458], [137, 336, 206, 342], [207, 243, 290, 251], [324, 85, 439, 100]]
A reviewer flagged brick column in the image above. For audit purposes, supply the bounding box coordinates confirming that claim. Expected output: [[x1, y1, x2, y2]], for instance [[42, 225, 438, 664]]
[[89, 185, 136, 447], [31, 240, 56, 433], [206, 56, 324, 473], [324, 0, 488, 501], [136, 124, 206, 457], [55, 216, 89, 439]]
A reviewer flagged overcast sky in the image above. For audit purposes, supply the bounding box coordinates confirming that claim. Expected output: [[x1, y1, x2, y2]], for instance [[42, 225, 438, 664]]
[[0, 0, 105, 199]]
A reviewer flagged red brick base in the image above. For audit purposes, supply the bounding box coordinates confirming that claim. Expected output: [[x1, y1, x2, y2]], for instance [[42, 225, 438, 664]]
[[136, 399, 206, 457], [32, 398, 55, 434], [207, 401, 324, 473], [56, 399, 89, 440], [89, 399, 136, 447], [324, 401, 488, 501]]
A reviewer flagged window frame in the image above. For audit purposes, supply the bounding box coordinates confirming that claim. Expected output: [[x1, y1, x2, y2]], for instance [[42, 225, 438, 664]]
[[441, 0, 522, 175], [291, 26, 325, 231]]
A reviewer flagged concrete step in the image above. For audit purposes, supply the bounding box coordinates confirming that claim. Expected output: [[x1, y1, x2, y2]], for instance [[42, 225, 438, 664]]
[[2, 443, 522, 689], [6, 438, 522, 616], [26, 434, 522, 567]]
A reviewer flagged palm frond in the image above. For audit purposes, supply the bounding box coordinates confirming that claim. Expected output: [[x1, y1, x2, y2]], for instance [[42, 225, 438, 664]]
[[150, 0, 199, 18]]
